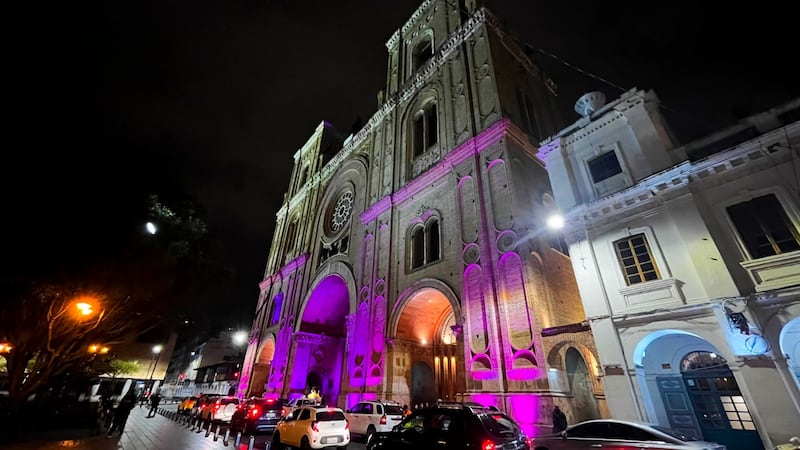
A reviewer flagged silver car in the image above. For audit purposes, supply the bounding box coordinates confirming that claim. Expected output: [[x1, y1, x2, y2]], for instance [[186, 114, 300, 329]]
[[531, 419, 726, 450]]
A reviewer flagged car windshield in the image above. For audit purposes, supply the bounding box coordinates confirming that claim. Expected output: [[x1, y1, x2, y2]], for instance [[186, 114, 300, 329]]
[[481, 413, 522, 437], [317, 411, 346, 421], [652, 425, 693, 441], [384, 405, 404, 415]]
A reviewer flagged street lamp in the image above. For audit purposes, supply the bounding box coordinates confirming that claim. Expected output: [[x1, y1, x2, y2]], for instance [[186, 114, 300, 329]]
[[147, 344, 163, 395], [231, 331, 248, 398], [546, 213, 565, 230], [145, 222, 157, 235]]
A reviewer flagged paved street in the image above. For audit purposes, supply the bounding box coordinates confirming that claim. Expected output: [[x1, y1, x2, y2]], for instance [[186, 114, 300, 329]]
[[1, 404, 367, 450]]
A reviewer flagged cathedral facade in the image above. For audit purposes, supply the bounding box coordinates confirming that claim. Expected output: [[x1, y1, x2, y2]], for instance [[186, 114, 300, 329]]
[[238, 0, 605, 434]]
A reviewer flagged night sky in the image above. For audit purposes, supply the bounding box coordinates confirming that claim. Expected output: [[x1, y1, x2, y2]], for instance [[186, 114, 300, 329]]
[[6, 1, 796, 326]]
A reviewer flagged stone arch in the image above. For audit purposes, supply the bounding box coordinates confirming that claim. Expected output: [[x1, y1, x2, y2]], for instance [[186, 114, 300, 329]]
[[632, 329, 762, 450], [297, 261, 358, 331], [257, 334, 276, 365], [389, 279, 462, 338], [410, 29, 435, 73], [546, 340, 600, 375]]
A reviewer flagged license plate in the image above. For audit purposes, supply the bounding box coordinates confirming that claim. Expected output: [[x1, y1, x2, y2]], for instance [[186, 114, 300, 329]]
[[322, 437, 341, 444], [266, 412, 276, 417]]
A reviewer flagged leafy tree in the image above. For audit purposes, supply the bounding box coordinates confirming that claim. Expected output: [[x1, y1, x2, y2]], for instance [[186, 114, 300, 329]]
[[105, 359, 141, 378]]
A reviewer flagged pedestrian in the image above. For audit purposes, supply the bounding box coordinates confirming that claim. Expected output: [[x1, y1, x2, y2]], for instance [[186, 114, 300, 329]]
[[402, 404, 411, 417], [99, 392, 114, 429], [107, 391, 137, 437], [552, 405, 568, 434], [139, 392, 148, 408], [147, 391, 162, 417]]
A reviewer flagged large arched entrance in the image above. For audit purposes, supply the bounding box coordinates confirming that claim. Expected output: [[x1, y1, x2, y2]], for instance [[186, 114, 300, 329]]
[[565, 347, 600, 422], [293, 275, 350, 406], [780, 316, 800, 391], [392, 287, 464, 408], [634, 330, 763, 450]]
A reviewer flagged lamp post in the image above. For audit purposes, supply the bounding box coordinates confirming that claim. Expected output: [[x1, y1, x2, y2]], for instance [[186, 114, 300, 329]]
[[147, 344, 163, 395], [232, 331, 247, 398]]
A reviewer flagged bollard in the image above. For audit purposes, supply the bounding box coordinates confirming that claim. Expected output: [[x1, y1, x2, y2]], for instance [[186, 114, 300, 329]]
[[247, 435, 255, 450], [234, 431, 242, 447], [223, 428, 230, 446], [213, 424, 220, 441], [205, 421, 212, 438]]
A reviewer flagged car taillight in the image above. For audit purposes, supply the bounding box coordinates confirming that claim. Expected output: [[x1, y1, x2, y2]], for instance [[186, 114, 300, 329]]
[[311, 421, 319, 432], [213, 403, 221, 412], [379, 415, 387, 425], [250, 407, 261, 418], [200, 404, 206, 409], [345, 419, 349, 430], [482, 440, 495, 450]]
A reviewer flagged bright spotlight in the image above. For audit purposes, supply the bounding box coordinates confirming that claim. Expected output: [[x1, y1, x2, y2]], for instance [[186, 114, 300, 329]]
[[75, 302, 94, 316], [233, 331, 248, 345], [152, 345, 163, 354], [546, 214, 565, 230], [145, 222, 157, 235]]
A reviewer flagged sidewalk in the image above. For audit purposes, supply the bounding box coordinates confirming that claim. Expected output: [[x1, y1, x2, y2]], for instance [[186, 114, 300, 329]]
[[0, 407, 230, 450]]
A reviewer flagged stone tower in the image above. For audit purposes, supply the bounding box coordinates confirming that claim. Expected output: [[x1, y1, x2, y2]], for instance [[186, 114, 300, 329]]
[[239, 0, 606, 434]]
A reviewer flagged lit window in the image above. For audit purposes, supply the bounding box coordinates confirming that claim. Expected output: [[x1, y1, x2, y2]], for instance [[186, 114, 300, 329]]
[[614, 234, 660, 285], [727, 194, 800, 259], [412, 103, 438, 158], [588, 151, 622, 183]]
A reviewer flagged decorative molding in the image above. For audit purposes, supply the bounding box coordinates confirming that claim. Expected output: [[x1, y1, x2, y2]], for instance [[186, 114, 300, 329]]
[[618, 277, 682, 309], [540, 321, 591, 337], [360, 118, 511, 224], [562, 121, 799, 232], [386, 30, 401, 50], [258, 253, 309, 290], [740, 251, 800, 292], [293, 331, 341, 347]]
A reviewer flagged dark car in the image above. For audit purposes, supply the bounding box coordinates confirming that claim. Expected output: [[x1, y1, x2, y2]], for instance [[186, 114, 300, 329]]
[[231, 398, 285, 434], [367, 402, 531, 450]]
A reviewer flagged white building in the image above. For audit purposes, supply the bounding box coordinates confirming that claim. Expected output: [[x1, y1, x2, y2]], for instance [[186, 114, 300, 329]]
[[538, 89, 800, 450]]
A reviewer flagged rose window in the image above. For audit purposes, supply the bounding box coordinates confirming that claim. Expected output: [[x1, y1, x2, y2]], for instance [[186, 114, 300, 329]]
[[330, 191, 354, 232]]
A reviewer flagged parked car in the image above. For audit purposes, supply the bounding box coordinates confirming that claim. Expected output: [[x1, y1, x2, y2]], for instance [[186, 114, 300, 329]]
[[272, 405, 350, 450], [367, 402, 530, 450], [231, 397, 285, 434], [282, 397, 321, 417], [178, 396, 199, 415], [192, 394, 220, 417], [530, 419, 726, 450], [345, 400, 405, 441], [199, 396, 240, 424]]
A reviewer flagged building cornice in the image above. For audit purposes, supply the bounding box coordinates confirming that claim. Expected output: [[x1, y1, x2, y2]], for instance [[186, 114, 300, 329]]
[[279, 7, 490, 221], [563, 121, 799, 231], [258, 253, 309, 292]]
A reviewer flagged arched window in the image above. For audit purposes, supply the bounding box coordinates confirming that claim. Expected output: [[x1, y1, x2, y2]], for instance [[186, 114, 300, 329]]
[[427, 219, 440, 263], [270, 293, 283, 325], [283, 220, 298, 265], [409, 218, 442, 270], [412, 103, 438, 158], [413, 37, 433, 72], [412, 226, 425, 269]]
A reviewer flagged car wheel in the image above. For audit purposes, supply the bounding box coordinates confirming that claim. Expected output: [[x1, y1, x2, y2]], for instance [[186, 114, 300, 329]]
[[272, 432, 283, 450], [366, 425, 376, 443], [301, 436, 311, 449]]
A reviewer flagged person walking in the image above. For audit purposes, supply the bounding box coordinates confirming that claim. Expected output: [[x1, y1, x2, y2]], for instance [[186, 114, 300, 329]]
[[107, 391, 137, 437], [147, 391, 162, 418], [552, 405, 568, 434]]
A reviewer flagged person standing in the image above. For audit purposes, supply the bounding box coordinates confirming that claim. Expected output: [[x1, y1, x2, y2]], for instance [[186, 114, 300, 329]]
[[552, 405, 568, 434], [107, 391, 137, 437], [147, 391, 162, 418]]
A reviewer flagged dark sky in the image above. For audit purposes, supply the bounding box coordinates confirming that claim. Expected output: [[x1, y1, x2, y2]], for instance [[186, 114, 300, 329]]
[[6, 1, 796, 326]]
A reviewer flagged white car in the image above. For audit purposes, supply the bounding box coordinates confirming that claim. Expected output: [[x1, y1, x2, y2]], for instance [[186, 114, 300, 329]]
[[199, 396, 239, 424], [282, 397, 321, 417], [273, 405, 350, 450], [344, 401, 405, 441], [531, 419, 726, 450]]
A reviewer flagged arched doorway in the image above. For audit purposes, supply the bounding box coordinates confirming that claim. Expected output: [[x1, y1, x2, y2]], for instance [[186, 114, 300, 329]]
[[294, 275, 350, 406], [565, 347, 600, 422], [634, 330, 763, 450], [250, 336, 275, 397], [779, 316, 800, 390], [392, 287, 464, 407]]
